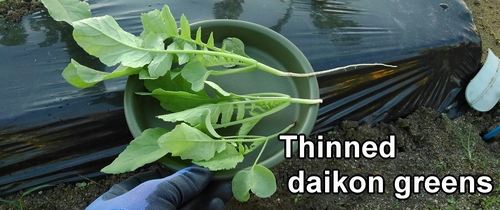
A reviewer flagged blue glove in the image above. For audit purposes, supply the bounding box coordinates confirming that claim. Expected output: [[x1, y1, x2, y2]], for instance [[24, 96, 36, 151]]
[[86, 166, 232, 210]]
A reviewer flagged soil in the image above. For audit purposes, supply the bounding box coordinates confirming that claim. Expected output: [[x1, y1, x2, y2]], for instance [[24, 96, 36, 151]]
[[0, 0, 42, 22], [1, 0, 500, 209]]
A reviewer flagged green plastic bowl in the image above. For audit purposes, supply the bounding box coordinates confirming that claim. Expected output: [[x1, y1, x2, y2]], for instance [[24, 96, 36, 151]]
[[124, 19, 319, 180]]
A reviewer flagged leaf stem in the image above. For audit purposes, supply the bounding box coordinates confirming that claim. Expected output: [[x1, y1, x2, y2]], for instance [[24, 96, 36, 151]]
[[252, 122, 296, 167], [142, 48, 396, 78], [256, 62, 397, 77], [233, 93, 323, 105], [208, 64, 257, 76], [160, 49, 259, 65], [218, 138, 268, 143], [177, 36, 398, 77], [213, 101, 291, 129], [290, 98, 323, 104]]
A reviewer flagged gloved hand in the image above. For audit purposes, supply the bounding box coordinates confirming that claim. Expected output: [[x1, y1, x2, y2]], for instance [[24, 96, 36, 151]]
[[86, 166, 232, 210]]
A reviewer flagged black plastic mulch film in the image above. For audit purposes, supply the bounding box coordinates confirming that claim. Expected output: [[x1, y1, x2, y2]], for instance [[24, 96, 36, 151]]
[[0, 0, 481, 195]]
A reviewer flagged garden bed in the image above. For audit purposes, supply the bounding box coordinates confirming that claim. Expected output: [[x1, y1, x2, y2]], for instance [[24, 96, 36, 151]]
[[1, 0, 500, 209]]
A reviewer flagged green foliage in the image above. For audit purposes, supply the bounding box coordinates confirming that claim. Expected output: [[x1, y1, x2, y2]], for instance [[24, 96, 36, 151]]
[[40, 0, 326, 202], [101, 128, 170, 174], [158, 123, 226, 161], [137, 88, 226, 112], [40, 0, 91, 25], [294, 194, 302, 203], [223, 37, 250, 58], [62, 60, 143, 88], [73, 15, 152, 68], [232, 164, 277, 201], [75, 182, 87, 188], [59, 4, 265, 86], [193, 144, 244, 170]]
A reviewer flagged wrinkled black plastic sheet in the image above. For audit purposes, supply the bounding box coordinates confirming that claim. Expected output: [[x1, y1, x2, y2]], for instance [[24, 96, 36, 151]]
[[0, 0, 481, 195]]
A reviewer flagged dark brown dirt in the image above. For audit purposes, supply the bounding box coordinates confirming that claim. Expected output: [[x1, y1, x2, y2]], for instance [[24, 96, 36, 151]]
[[227, 106, 500, 209], [0, 0, 42, 22], [1, 0, 500, 209]]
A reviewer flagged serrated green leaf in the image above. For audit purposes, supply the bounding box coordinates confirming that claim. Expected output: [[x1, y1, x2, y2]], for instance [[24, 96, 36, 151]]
[[181, 61, 210, 92], [166, 39, 180, 49], [139, 68, 155, 80], [73, 15, 155, 68], [223, 37, 249, 58], [101, 128, 169, 174], [157, 105, 210, 125], [157, 97, 265, 132], [62, 59, 142, 88], [181, 42, 195, 63], [238, 118, 261, 136], [180, 14, 191, 39], [238, 143, 246, 154], [232, 164, 277, 202], [193, 144, 243, 170], [195, 27, 202, 44], [207, 32, 215, 48], [198, 109, 221, 138], [158, 123, 226, 161], [143, 32, 165, 50], [220, 103, 234, 124], [137, 88, 225, 112], [199, 55, 221, 67], [198, 53, 237, 67], [205, 81, 231, 97], [236, 101, 246, 120], [166, 40, 190, 65], [143, 71, 196, 93], [41, 0, 91, 25], [161, 5, 179, 35], [140, 5, 178, 38], [140, 10, 163, 38], [156, 102, 230, 128], [209, 103, 224, 123], [148, 53, 173, 78]]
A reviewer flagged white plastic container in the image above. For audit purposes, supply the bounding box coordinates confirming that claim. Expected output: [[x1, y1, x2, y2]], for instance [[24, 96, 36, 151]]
[[466, 49, 500, 112]]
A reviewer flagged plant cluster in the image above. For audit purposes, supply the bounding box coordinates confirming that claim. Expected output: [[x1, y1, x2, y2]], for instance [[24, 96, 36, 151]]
[[39, 0, 394, 201]]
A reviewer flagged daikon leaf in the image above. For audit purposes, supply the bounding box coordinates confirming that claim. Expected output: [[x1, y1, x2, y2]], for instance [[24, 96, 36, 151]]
[[41, 0, 91, 25], [205, 81, 231, 97], [180, 14, 191, 39], [223, 37, 249, 58], [193, 144, 244, 171], [101, 128, 169, 174], [72, 16, 151, 68], [157, 123, 226, 161], [39, 1, 332, 203], [238, 118, 261, 136], [62, 59, 142, 88], [140, 5, 178, 38], [137, 88, 226, 112], [232, 164, 277, 202], [149, 54, 173, 78], [181, 61, 210, 92]]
